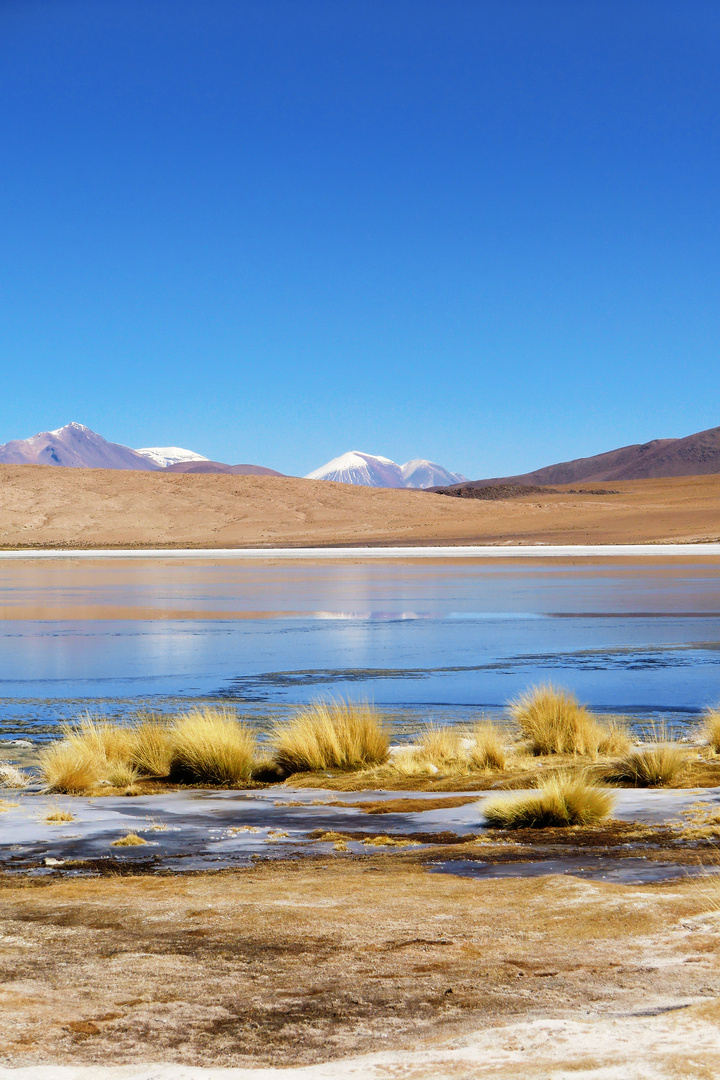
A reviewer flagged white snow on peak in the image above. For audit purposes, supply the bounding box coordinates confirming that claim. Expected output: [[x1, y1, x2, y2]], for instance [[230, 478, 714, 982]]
[[305, 451, 405, 488], [48, 421, 90, 437], [401, 459, 468, 489], [305, 451, 467, 489], [135, 446, 210, 468]]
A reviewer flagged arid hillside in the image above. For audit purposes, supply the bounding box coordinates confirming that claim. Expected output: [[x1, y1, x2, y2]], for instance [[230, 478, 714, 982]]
[[0, 465, 719, 547]]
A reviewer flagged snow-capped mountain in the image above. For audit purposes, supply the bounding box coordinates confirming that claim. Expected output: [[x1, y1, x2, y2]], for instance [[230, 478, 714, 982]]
[[135, 446, 209, 468], [305, 451, 467, 489], [305, 451, 406, 487], [401, 459, 468, 489], [0, 422, 160, 470]]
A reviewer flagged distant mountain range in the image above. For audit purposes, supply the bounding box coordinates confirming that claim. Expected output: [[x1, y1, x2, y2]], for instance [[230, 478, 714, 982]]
[[0, 422, 161, 471], [455, 423, 720, 489], [305, 451, 467, 489], [0, 423, 284, 475]]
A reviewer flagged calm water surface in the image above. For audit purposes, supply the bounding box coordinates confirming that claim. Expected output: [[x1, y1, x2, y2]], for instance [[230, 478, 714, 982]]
[[1, 556, 719, 741]]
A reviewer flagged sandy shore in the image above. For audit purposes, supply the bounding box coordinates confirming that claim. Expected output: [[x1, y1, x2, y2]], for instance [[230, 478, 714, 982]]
[[1, 466, 720, 548]]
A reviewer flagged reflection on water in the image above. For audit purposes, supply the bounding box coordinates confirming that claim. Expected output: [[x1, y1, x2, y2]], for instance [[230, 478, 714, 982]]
[[0, 556, 719, 741]]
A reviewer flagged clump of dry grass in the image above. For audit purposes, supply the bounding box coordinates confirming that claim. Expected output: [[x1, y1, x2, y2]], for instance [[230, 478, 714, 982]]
[[483, 773, 614, 829], [169, 707, 256, 785], [362, 835, 421, 847], [66, 715, 135, 764], [597, 717, 633, 757], [44, 807, 75, 822], [467, 722, 507, 771], [38, 740, 104, 793], [128, 713, 174, 777], [111, 832, 147, 847], [701, 707, 720, 753], [0, 762, 28, 788], [106, 761, 140, 788], [509, 684, 602, 756], [272, 701, 389, 773], [602, 743, 687, 787]]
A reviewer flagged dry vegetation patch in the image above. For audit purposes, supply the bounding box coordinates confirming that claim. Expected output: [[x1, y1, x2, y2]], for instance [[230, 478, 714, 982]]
[[483, 774, 615, 829], [272, 700, 389, 773]]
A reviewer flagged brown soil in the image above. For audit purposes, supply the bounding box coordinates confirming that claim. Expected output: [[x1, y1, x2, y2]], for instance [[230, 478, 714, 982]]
[[0, 854, 718, 1071], [1, 466, 720, 547]]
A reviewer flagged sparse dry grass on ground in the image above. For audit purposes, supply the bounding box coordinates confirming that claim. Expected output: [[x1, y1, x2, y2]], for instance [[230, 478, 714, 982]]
[[483, 773, 615, 828]]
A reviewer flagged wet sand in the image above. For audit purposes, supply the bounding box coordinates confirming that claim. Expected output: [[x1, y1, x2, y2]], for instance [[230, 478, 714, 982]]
[[1, 466, 720, 548]]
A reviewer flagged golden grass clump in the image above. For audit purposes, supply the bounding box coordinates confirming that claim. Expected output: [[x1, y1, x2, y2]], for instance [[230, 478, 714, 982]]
[[0, 762, 28, 788], [603, 743, 686, 787], [509, 684, 601, 756], [597, 718, 633, 757], [106, 762, 140, 788], [111, 832, 147, 847], [169, 707, 256, 785], [702, 707, 720, 753], [128, 713, 174, 777], [272, 701, 389, 773], [483, 773, 614, 829], [38, 740, 105, 793], [66, 715, 135, 764], [467, 722, 507, 771], [44, 807, 74, 822]]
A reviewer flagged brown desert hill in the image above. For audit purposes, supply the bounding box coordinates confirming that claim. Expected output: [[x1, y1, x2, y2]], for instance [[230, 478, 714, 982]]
[[164, 460, 286, 476], [456, 423, 720, 489], [0, 464, 719, 547]]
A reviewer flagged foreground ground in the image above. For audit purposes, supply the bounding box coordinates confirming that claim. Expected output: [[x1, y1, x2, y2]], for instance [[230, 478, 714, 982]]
[[2, 848, 720, 1078], [1, 466, 720, 547]]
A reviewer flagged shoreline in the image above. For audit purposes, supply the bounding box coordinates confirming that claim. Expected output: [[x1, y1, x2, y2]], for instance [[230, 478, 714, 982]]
[[1, 542, 720, 559]]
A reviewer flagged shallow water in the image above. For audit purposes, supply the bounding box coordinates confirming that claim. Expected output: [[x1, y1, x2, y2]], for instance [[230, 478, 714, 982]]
[[1, 786, 716, 879], [0, 555, 719, 741]]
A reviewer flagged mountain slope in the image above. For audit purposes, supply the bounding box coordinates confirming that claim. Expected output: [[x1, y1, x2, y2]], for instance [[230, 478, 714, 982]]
[[0, 423, 160, 471], [464, 424, 720, 488], [165, 461, 286, 476]]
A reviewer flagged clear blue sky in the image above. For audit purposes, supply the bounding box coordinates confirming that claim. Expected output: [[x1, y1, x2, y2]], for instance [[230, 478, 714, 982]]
[[2, 0, 719, 478]]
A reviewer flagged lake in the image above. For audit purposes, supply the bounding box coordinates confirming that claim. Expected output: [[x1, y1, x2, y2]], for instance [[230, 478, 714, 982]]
[[1, 552, 719, 742]]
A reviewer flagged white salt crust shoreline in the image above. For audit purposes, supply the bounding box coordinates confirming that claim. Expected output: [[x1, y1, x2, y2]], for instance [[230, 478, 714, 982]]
[[3, 1012, 720, 1078], [1, 544, 720, 559]]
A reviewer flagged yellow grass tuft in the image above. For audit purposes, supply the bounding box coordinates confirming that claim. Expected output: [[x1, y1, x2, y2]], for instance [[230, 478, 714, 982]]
[[602, 743, 686, 787], [38, 740, 104, 793], [272, 701, 389, 773], [702, 707, 720, 753], [111, 832, 147, 847], [483, 773, 614, 829], [44, 807, 75, 822], [0, 762, 28, 788], [106, 761, 140, 788], [64, 715, 135, 764], [509, 684, 602, 756], [467, 722, 507, 771], [169, 707, 256, 785], [362, 835, 421, 847], [128, 714, 174, 777], [597, 717, 633, 757]]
